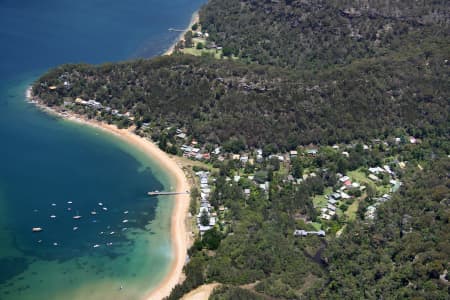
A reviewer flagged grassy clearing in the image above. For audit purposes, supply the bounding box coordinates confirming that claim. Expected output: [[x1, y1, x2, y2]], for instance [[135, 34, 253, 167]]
[[312, 187, 332, 208], [348, 169, 392, 195], [180, 37, 222, 59], [348, 169, 373, 186], [344, 195, 366, 221], [310, 222, 322, 230], [181, 47, 222, 59], [180, 38, 238, 60]]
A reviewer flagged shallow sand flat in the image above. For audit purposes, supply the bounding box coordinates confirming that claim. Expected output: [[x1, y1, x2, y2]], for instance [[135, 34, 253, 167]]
[[181, 283, 220, 300]]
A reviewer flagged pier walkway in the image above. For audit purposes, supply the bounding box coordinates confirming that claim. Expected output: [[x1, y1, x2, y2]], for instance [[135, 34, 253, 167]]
[[168, 28, 185, 32], [148, 191, 189, 196]]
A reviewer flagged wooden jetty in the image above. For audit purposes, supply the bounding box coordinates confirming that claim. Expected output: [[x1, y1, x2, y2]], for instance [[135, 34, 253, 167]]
[[148, 191, 189, 196], [168, 28, 185, 32]]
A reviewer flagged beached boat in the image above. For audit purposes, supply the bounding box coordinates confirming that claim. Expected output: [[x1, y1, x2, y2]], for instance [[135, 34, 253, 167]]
[[32, 227, 43, 232]]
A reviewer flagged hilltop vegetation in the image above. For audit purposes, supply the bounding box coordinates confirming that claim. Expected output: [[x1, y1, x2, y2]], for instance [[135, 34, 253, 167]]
[[201, 0, 449, 69], [33, 41, 448, 149]]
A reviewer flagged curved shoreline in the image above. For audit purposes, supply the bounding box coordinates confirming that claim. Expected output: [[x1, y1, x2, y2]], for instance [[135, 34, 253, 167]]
[[27, 88, 191, 300], [164, 11, 199, 56]]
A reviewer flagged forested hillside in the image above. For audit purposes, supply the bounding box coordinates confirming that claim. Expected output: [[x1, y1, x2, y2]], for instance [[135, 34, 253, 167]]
[[33, 41, 448, 149], [201, 0, 449, 69]]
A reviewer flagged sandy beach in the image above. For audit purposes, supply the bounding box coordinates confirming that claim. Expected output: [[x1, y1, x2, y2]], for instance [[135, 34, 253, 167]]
[[27, 87, 191, 300], [164, 11, 199, 56], [25, 10, 202, 297]]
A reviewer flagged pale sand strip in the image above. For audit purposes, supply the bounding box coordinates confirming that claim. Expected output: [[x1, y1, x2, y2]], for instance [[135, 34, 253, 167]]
[[181, 283, 220, 300], [27, 88, 191, 300], [164, 11, 200, 56]]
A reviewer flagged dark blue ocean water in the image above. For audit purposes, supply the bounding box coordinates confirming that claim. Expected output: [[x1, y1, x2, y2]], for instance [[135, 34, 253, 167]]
[[0, 0, 205, 299]]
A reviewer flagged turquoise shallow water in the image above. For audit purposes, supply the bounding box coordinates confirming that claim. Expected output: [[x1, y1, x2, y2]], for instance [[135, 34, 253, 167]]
[[0, 0, 205, 299]]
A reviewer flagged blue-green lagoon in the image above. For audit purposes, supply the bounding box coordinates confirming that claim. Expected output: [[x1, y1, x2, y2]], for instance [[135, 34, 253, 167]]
[[0, 0, 205, 299]]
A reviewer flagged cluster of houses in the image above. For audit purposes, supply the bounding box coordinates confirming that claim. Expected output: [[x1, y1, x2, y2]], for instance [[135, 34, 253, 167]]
[[72, 97, 134, 120], [364, 165, 401, 220], [193, 31, 209, 39], [181, 141, 210, 160], [193, 30, 223, 50], [195, 171, 218, 234], [318, 164, 402, 221], [319, 174, 362, 220], [74, 97, 103, 109]]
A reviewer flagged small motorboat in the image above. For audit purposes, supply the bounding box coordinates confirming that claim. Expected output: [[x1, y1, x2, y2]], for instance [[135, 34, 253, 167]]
[[50, 214, 56, 219], [93, 244, 100, 248], [122, 220, 128, 223], [98, 202, 103, 206], [73, 215, 82, 220], [73, 226, 78, 231], [32, 227, 43, 232], [91, 211, 97, 215]]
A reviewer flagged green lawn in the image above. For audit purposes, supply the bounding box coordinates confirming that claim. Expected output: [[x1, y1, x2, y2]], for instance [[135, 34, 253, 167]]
[[348, 169, 392, 195], [310, 222, 322, 230], [180, 47, 222, 59], [344, 195, 367, 221], [180, 37, 226, 59], [348, 169, 373, 186], [312, 187, 332, 208]]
